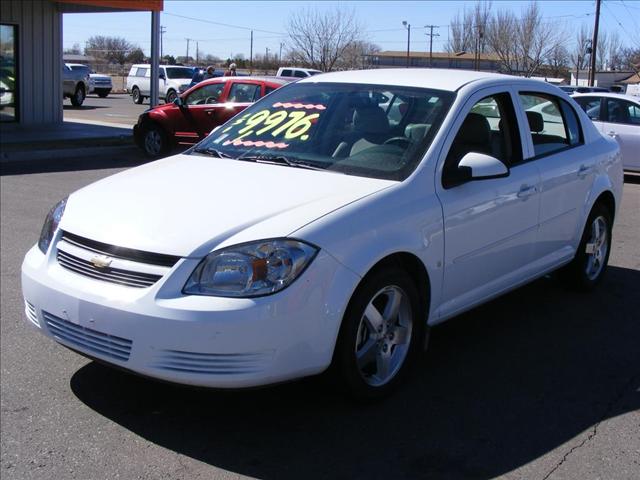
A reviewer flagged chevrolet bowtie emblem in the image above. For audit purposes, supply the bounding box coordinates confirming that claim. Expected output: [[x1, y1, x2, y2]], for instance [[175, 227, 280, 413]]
[[90, 255, 112, 269]]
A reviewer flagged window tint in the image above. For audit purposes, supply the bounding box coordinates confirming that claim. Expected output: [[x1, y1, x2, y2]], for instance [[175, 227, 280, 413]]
[[166, 67, 195, 79], [264, 86, 277, 95], [519, 93, 570, 157], [443, 93, 521, 188], [135, 67, 148, 77], [227, 83, 260, 103], [574, 97, 601, 120], [185, 83, 224, 105], [294, 70, 307, 78], [606, 98, 640, 125], [281, 69, 292, 77], [559, 100, 582, 146]]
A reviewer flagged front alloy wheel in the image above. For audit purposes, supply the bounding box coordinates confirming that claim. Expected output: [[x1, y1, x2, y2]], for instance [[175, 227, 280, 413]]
[[143, 126, 166, 157], [334, 266, 425, 400]]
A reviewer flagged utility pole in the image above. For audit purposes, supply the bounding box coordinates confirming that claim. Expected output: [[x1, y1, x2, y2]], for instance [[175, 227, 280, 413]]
[[402, 21, 411, 68], [424, 25, 440, 67], [249, 30, 254, 74], [160, 25, 166, 62], [589, 0, 601, 87], [185, 38, 192, 63], [265, 46, 270, 69], [279, 42, 284, 64], [196, 41, 199, 65]]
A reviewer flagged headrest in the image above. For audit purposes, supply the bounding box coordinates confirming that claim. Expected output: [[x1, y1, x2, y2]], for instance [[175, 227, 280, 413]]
[[353, 106, 390, 134], [526, 111, 544, 133], [404, 123, 431, 141], [458, 113, 490, 145]]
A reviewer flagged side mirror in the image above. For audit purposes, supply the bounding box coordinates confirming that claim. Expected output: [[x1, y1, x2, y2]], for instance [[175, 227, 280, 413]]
[[173, 97, 184, 107], [458, 152, 509, 181]]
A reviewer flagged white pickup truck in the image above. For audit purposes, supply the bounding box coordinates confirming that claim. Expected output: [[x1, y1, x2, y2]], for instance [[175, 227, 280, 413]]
[[126, 64, 195, 104]]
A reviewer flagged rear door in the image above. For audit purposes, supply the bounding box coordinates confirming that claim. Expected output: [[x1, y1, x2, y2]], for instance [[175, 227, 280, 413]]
[[436, 87, 540, 318], [517, 91, 594, 261]]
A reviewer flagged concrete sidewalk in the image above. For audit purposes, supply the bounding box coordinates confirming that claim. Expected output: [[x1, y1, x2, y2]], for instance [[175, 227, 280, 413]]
[[0, 120, 137, 163]]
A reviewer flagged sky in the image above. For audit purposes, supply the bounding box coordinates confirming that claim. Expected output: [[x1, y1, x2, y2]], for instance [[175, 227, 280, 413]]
[[62, 0, 640, 61]]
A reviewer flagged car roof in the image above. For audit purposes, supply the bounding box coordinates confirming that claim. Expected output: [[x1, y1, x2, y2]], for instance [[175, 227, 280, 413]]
[[198, 76, 295, 86], [573, 92, 640, 103], [297, 68, 512, 91]]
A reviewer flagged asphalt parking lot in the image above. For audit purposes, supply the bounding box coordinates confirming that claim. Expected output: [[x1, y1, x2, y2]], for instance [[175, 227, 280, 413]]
[[63, 93, 158, 127], [1, 155, 639, 479]]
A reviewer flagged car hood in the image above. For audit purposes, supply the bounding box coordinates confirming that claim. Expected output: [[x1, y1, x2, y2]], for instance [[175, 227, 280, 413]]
[[89, 73, 110, 80], [60, 154, 395, 258]]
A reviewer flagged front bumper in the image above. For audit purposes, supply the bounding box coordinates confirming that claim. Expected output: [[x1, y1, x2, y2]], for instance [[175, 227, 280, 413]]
[[22, 242, 359, 388]]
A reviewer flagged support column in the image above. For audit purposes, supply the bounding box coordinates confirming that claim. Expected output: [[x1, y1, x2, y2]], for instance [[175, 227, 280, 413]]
[[150, 10, 160, 107]]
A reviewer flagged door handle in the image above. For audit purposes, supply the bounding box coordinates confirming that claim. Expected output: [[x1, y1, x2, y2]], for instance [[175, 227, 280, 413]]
[[517, 184, 536, 199], [607, 131, 618, 138], [204, 109, 215, 116], [578, 164, 592, 178]]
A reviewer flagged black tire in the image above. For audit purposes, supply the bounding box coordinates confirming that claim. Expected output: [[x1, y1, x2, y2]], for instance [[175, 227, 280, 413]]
[[165, 90, 178, 104], [70, 84, 85, 107], [132, 87, 143, 104], [562, 202, 613, 291], [333, 266, 426, 400], [141, 124, 168, 158]]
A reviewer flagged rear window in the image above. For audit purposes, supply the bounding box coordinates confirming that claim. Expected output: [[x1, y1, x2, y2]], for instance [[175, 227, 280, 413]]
[[135, 67, 148, 77], [294, 70, 307, 78], [281, 69, 292, 77], [166, 67, 195, 79]]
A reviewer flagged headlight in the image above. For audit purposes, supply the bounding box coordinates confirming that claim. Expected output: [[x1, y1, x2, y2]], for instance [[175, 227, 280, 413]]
[[38, 198, 66, 254], [183, 239, 318, 297]]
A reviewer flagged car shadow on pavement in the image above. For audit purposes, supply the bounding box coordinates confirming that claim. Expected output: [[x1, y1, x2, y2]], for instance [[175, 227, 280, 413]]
[[70, 266, 640, 480], [62, 105, 111, 110]]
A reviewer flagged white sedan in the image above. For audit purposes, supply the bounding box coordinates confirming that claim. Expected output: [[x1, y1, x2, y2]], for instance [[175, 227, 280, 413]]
[[22, 69, 623, 399], [573, 92, 640, 172]]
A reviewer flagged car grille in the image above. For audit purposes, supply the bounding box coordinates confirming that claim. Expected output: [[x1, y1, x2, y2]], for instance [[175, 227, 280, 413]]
[[93, 79, 111, 85], [43, 311, 132, 362], [25, 301, 39, 328], [152, 349, 274, 375], [56, 231, 180, 288]]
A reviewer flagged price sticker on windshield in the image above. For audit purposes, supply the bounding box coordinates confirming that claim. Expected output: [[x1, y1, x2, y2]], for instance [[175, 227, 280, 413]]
[[221, 103, 324, 148]]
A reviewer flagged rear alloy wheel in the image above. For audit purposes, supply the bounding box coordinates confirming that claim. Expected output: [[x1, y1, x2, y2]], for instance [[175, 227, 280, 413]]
[[562, 202, 612, 290], [70, 85, 85, 107], [132, 87, 143, 104], [334, 267, 425, 400], [142, 125, 167, 157], [165, 90, 178, 104]]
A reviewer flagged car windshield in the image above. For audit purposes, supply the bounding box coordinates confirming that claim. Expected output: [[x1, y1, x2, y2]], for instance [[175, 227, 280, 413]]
[[166, 67, 195, 79], [192, 82, 455, 181], [70, 65, 89, 73]]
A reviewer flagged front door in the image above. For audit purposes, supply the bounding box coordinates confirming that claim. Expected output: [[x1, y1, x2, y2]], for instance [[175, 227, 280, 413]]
[[436, 88, 540, 319], [175, 82, 227, 144]]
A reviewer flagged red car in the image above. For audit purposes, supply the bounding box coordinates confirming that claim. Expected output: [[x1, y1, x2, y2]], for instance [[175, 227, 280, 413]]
[[134, 76, 293, 157]]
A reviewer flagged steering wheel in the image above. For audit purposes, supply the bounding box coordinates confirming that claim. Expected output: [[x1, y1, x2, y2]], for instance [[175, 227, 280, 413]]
[[383, 137, 412, 149], [205, 96, 218, 104]]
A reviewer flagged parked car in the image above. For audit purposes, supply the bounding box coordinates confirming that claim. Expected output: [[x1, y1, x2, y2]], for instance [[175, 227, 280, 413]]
[[134, 76, 292, 156], [126, 64, 195, 104], [573, 92, 640, 172], [22, 69, 623, 399], [62, 63, 89, 106], [277, 67, 322, 78], [67, 63, 112, 98]]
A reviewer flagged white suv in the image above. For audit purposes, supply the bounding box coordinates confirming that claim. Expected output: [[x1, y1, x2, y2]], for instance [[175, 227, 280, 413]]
[[126, 64, 194, 104], [276, 67, 322, 78]]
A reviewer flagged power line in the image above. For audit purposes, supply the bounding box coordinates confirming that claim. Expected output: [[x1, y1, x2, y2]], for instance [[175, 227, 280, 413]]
[[604, 2, 640, 49], [163, 12, 285, 36]]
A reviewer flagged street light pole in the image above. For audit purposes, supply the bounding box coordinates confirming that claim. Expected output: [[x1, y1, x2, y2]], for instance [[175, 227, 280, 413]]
[[402, 21, 411, 68]]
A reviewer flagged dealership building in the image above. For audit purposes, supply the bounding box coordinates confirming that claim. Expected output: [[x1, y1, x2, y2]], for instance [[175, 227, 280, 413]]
[[0, 0, 162, 126]]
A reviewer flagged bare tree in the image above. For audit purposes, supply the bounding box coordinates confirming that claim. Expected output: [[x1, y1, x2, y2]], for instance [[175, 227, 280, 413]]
[[336, 41, 380, 70], [64, 43, 82, 55], [286, 7, 363, 72], [85, 36, 136, 65], [570, 25, 591, 77], [485, 2, 563, 76], [446, 1, 492, 53], [544, 44, 570, 77]]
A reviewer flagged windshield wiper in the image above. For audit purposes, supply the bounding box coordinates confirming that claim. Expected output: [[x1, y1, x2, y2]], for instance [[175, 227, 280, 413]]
[[237, 154, 326, 171], [192, 147, 234, 159]]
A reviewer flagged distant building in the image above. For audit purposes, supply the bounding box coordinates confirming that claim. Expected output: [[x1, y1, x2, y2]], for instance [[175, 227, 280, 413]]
[[570, 70, 637, 90], [364, 51, 502, 72]]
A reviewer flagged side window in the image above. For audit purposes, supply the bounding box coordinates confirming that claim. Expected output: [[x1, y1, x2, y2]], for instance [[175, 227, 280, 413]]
[[185, 83, 224, 105], [606, 99, 638, 125], [519, 93, 569, 157], [574, 97, 601, 120], [443, 93, 521, 188], [264, 86, 276, 96], [135, 67, 148, 77], [227, 83, 260, 103], [559, 100, 583, 146], [294, 70, 307, 78], [281, 69, 292, 77]]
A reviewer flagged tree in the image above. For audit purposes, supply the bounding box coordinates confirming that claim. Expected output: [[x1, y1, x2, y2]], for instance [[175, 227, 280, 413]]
[[162, 54, 176, 65], [84, 35, 135, 65], [286, 7, 364, 72], [64, 43, 82, 55], [446, 1, 492, 53], [570, 25, 591, 80], [544, 44, 570, 78], [125, 47, 145, 64], [336, 41, 380, 70]]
